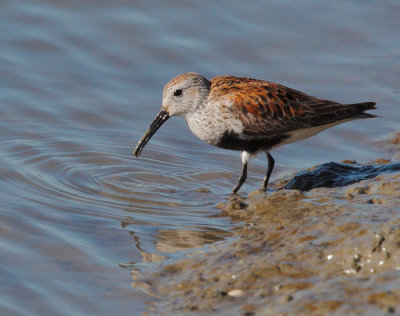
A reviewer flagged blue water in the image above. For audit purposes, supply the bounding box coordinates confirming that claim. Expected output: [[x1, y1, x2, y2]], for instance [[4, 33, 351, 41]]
[[1, 1, 399, 314]]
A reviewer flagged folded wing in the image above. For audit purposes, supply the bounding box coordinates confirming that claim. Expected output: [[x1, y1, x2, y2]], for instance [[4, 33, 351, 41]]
[[210, 76, 376, 138]]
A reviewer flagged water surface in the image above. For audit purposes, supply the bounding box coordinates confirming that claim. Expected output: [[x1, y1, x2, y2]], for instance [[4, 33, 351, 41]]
[[0, 1, 399, 314]]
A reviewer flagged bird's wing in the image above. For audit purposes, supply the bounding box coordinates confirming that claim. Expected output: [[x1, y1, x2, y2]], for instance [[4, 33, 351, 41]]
[[210, 76, 365, 138]]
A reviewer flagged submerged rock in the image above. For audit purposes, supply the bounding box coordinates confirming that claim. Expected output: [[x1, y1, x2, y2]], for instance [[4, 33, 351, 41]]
[[285, 161, 400, 191]]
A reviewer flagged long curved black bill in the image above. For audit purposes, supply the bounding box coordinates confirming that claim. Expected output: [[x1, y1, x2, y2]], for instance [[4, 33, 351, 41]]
[[133, 109, 170, 157]]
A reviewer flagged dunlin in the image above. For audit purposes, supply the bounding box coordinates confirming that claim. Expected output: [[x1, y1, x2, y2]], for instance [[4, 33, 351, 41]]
[[134, 73, 376, 193]]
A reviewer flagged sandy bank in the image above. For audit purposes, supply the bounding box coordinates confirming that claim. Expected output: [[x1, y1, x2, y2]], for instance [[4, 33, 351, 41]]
[[133, 133, 400, 315]]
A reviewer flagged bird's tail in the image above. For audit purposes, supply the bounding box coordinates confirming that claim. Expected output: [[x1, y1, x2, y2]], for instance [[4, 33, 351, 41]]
[[345, 101, 376, 112], [344, 102, 378, 119]]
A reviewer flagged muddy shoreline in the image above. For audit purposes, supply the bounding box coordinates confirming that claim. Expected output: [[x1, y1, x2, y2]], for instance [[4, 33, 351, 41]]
[[133, 133, 400, 315]]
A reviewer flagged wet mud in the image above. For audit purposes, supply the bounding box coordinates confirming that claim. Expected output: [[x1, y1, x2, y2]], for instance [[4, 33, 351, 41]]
[[132, 133, 400, 315]]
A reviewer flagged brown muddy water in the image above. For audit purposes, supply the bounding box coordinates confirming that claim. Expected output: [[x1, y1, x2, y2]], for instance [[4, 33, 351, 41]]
[[1, 1, 399, 315]]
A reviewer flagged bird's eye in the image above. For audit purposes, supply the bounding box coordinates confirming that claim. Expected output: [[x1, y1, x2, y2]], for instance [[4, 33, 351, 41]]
[[173, 89, 183, 97]]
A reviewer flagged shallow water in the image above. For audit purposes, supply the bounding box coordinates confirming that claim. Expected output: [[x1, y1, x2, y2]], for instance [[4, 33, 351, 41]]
[[1, 1, 399, 314]]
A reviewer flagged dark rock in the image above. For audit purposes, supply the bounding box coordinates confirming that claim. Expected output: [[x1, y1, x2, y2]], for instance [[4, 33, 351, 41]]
[[285, 161, 400, 191]]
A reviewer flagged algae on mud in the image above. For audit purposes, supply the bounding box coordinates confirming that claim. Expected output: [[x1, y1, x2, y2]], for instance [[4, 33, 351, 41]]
[[132, 133, 400, 315]]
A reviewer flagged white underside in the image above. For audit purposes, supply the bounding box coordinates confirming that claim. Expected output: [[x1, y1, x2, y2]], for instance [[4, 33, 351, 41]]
[[240, 119, 353, 164], [275, 119, 352, 148]]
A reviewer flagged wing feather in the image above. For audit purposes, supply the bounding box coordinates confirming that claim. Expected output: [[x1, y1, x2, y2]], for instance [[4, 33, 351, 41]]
[[210, 76, 375, 138]]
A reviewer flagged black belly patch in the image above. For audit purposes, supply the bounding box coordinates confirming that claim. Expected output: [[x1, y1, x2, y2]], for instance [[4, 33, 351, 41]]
[[216, 132, 289, 153]]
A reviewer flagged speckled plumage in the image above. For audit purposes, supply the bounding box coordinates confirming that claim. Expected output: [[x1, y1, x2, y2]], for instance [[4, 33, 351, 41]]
[[134, 72, 376, 193]]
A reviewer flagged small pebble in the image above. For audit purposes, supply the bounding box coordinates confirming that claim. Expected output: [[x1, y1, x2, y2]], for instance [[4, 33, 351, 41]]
[[228, 289, 243, 297]]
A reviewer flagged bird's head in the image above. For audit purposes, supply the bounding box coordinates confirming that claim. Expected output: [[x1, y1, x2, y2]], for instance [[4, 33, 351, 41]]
[[161, 72, 211, 117], [133, 73, 210, 157]]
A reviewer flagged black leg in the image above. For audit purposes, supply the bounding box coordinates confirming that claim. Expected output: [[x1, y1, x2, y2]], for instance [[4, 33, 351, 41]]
[[262, 152, 275, 192], [232, 162, 248, 194]]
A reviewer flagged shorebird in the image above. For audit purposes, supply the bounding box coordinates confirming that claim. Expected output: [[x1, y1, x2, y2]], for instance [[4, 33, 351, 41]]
[[134, 73, 376, 193]]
